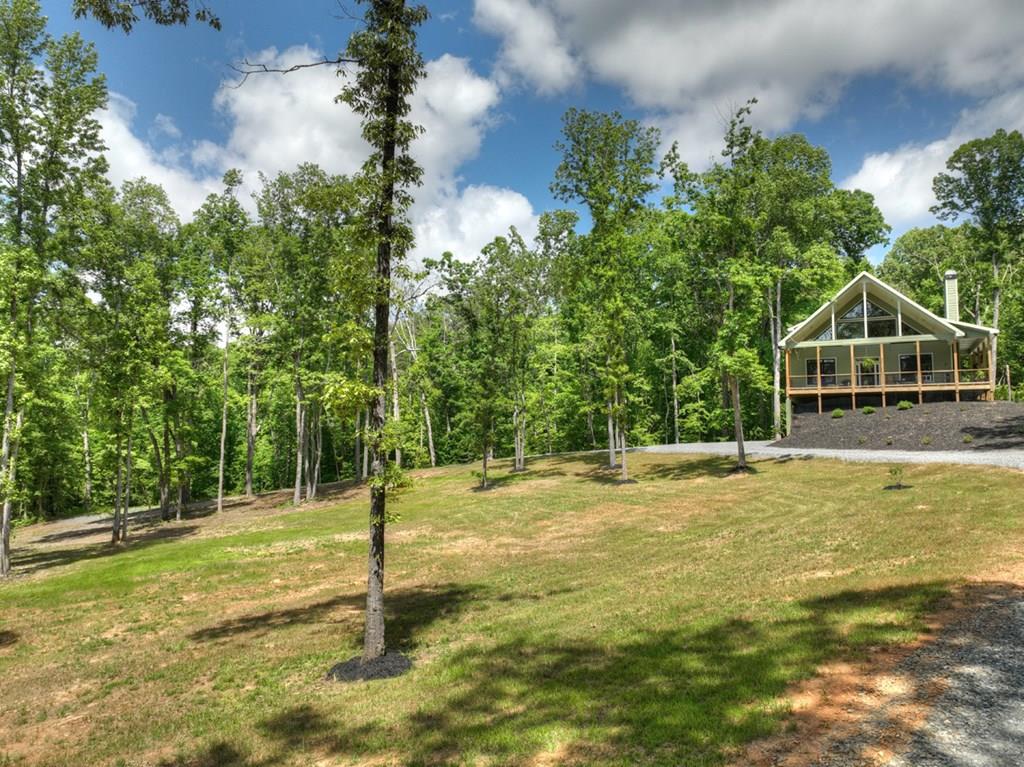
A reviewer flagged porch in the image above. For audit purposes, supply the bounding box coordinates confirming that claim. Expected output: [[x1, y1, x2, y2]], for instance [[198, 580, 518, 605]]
[[785, 337, 995, 413]]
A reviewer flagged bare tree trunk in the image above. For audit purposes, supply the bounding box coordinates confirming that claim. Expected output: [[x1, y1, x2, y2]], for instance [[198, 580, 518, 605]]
[[82, 386, 93, 508], [616, 387, 628, 481], [361, 408, 369, 480], [0, 410, 23, 576], [142, 408, 169, 521], [730, 374, 747, 470], [112, 428, 124, 544], [122, 426, 132, 542], [992, 257, 1001, 383], [245, 365, 256, 497], [421, 393, 436, 467], [606, 402, 617, 468], [771, 279, 783, 440], [670, 334, 680, 444], [481, 440, 489, 488], [293, 374, 305, 506], [354, 410, 362, 480], [389, 336, 401, 467], [217, 325, 230, 513]]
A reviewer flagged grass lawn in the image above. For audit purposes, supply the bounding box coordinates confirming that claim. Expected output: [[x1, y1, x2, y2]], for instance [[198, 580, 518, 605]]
[[1, 451, 1023, 766]]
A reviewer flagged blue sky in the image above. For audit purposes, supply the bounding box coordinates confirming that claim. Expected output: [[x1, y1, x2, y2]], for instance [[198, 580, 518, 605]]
[[43, 1, 1024, 263]]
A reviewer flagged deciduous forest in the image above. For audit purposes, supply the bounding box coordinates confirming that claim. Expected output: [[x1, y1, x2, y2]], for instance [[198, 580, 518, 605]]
[[2, 0, 1023, 571]]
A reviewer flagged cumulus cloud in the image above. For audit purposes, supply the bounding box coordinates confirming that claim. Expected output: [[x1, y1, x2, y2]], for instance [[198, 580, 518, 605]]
[[842, 88, 1024, 227], [476, 0, 1024, 169], [100, 48, 537, 261], [100, 94, 222, 215], [415, 184, 539, 262], [473, 0, 580, 95]]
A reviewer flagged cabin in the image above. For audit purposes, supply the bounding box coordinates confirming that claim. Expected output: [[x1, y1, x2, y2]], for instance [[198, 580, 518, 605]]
[[779, 271, 998, 422]]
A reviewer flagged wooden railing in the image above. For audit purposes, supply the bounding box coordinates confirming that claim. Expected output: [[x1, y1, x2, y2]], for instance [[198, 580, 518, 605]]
[[788, 369, 991, 390]]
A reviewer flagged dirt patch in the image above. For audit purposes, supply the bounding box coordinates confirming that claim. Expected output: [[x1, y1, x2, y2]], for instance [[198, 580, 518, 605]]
[[775, 401, 1024, 452], [325, 652, 412, 682]]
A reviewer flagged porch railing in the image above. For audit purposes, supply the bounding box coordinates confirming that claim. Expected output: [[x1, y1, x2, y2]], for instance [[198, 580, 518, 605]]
[[788, 368, 991, 390]]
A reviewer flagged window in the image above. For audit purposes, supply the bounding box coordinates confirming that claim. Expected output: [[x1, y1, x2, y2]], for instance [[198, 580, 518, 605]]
[[806, 357, 836, 387], [814, 326, 833, 341], [835, 299, 903, 339], [901, 319, 923, 336], [899, 353, 933, 384]]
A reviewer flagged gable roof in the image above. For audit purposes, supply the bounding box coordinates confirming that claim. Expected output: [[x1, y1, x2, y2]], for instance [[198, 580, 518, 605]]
[[779, 271, 996, 348]]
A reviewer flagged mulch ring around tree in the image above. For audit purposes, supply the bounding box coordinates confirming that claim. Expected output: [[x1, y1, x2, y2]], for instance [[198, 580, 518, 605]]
[[773, 401, 1024, 452], [325, 652, 412, 683]]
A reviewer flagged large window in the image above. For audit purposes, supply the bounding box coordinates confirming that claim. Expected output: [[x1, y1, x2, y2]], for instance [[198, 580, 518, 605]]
[[806, 357, 836, 387], [856, 357, 879, 387], [833, 299, 906, 339], [899, 353, 933, 384]]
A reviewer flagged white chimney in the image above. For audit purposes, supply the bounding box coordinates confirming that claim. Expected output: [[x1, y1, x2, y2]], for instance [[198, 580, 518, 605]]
[[944, 270, 960, 322]]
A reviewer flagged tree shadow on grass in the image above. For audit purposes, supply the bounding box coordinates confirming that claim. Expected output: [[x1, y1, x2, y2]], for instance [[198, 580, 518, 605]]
[[10, 524, 200, 576], [0, 629, 17, 646], [189, 583, 537, 654], [168, 581, 955, 767]]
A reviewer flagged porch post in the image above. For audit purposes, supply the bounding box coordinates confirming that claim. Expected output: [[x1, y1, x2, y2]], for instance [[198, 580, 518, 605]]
[[785, 348, 792, 394], [816, 345, 822, 414], [953, 341, 960, 403], [880, 343, 887, 408], [785, 396, 792, 437], [850, 344, 857, 410], [915, 339, 923, 404]]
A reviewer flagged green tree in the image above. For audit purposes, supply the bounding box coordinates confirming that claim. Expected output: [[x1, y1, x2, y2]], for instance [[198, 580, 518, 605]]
[[551, 109, 659, 480], [933, 128, 1024, 374], [0, 0, 106, 574], [338, 0, 428, 664]]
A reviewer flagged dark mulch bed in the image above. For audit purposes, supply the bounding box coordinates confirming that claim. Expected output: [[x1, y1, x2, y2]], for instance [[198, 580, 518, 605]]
[[325, 652, 412, 683], [774, 401, 1024, 452]]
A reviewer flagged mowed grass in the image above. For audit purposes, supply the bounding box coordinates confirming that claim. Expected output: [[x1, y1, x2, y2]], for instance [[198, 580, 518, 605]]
[[1, 451, 1023, 767]]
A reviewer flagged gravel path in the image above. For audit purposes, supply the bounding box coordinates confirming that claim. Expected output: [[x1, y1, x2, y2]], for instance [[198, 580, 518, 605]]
[[802, 588, 1024, 767], [638, 441, 1024, 470]]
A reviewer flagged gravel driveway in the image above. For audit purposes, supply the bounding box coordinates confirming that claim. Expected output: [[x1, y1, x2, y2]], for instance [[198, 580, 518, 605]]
[[800, 587, 1024, 767], [639, 441, 1024, 470]]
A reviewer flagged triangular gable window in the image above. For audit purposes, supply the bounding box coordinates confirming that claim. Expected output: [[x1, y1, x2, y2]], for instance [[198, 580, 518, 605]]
[[901, 319, 923, 336], [840, 299, 890, 320]]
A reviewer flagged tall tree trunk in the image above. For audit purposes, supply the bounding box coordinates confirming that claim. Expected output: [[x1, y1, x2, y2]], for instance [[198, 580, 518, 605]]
[[293, 375, 305, 506], [670, 334, 680, 444], [142, 408, 169, 521], [770, 279, 783, 440], [362, 408, 369, 480], [122, 425, 132, 542], [606, 401, 617, 468], [217, 325, 230, 513], [991, 256, 1001, 385], [0, 410, 23, 576], [82, 386, 93, 508], [421, 393, 436, 467], [354, 410, 362, 480], [616, 387, 628, 481], [481, 439, 489, 488], [389, 335, 401, 467], [730, 374, 747, 470], [245, 365, 257, 497], [112, 429, 124, 544]]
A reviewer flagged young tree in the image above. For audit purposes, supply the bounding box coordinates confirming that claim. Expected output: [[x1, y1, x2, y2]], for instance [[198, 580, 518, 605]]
[[338, 0, 428, 665]]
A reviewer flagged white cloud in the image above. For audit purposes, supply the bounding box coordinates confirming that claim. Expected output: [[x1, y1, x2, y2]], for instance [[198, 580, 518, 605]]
[[99, 48, 536, 259], [842, 88, 1024, 227], [414, 184, 539, 262], [475, 0, 1024, 168], [100, 94, 222, 215], [151, 113, 181, 140], [473, 0, 580, 95]]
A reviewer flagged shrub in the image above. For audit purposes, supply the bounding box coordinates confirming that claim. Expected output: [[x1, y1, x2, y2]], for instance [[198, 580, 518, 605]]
[[831, 408, 844, 419], [885, 436, 894, 445], [963, 434, 974, 444], [858, 436, 867, 445], [897, 400, 914, 411], [889, 465, 904, 489], [862, 405, 876, 415], [921, 436, 932, 446]]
